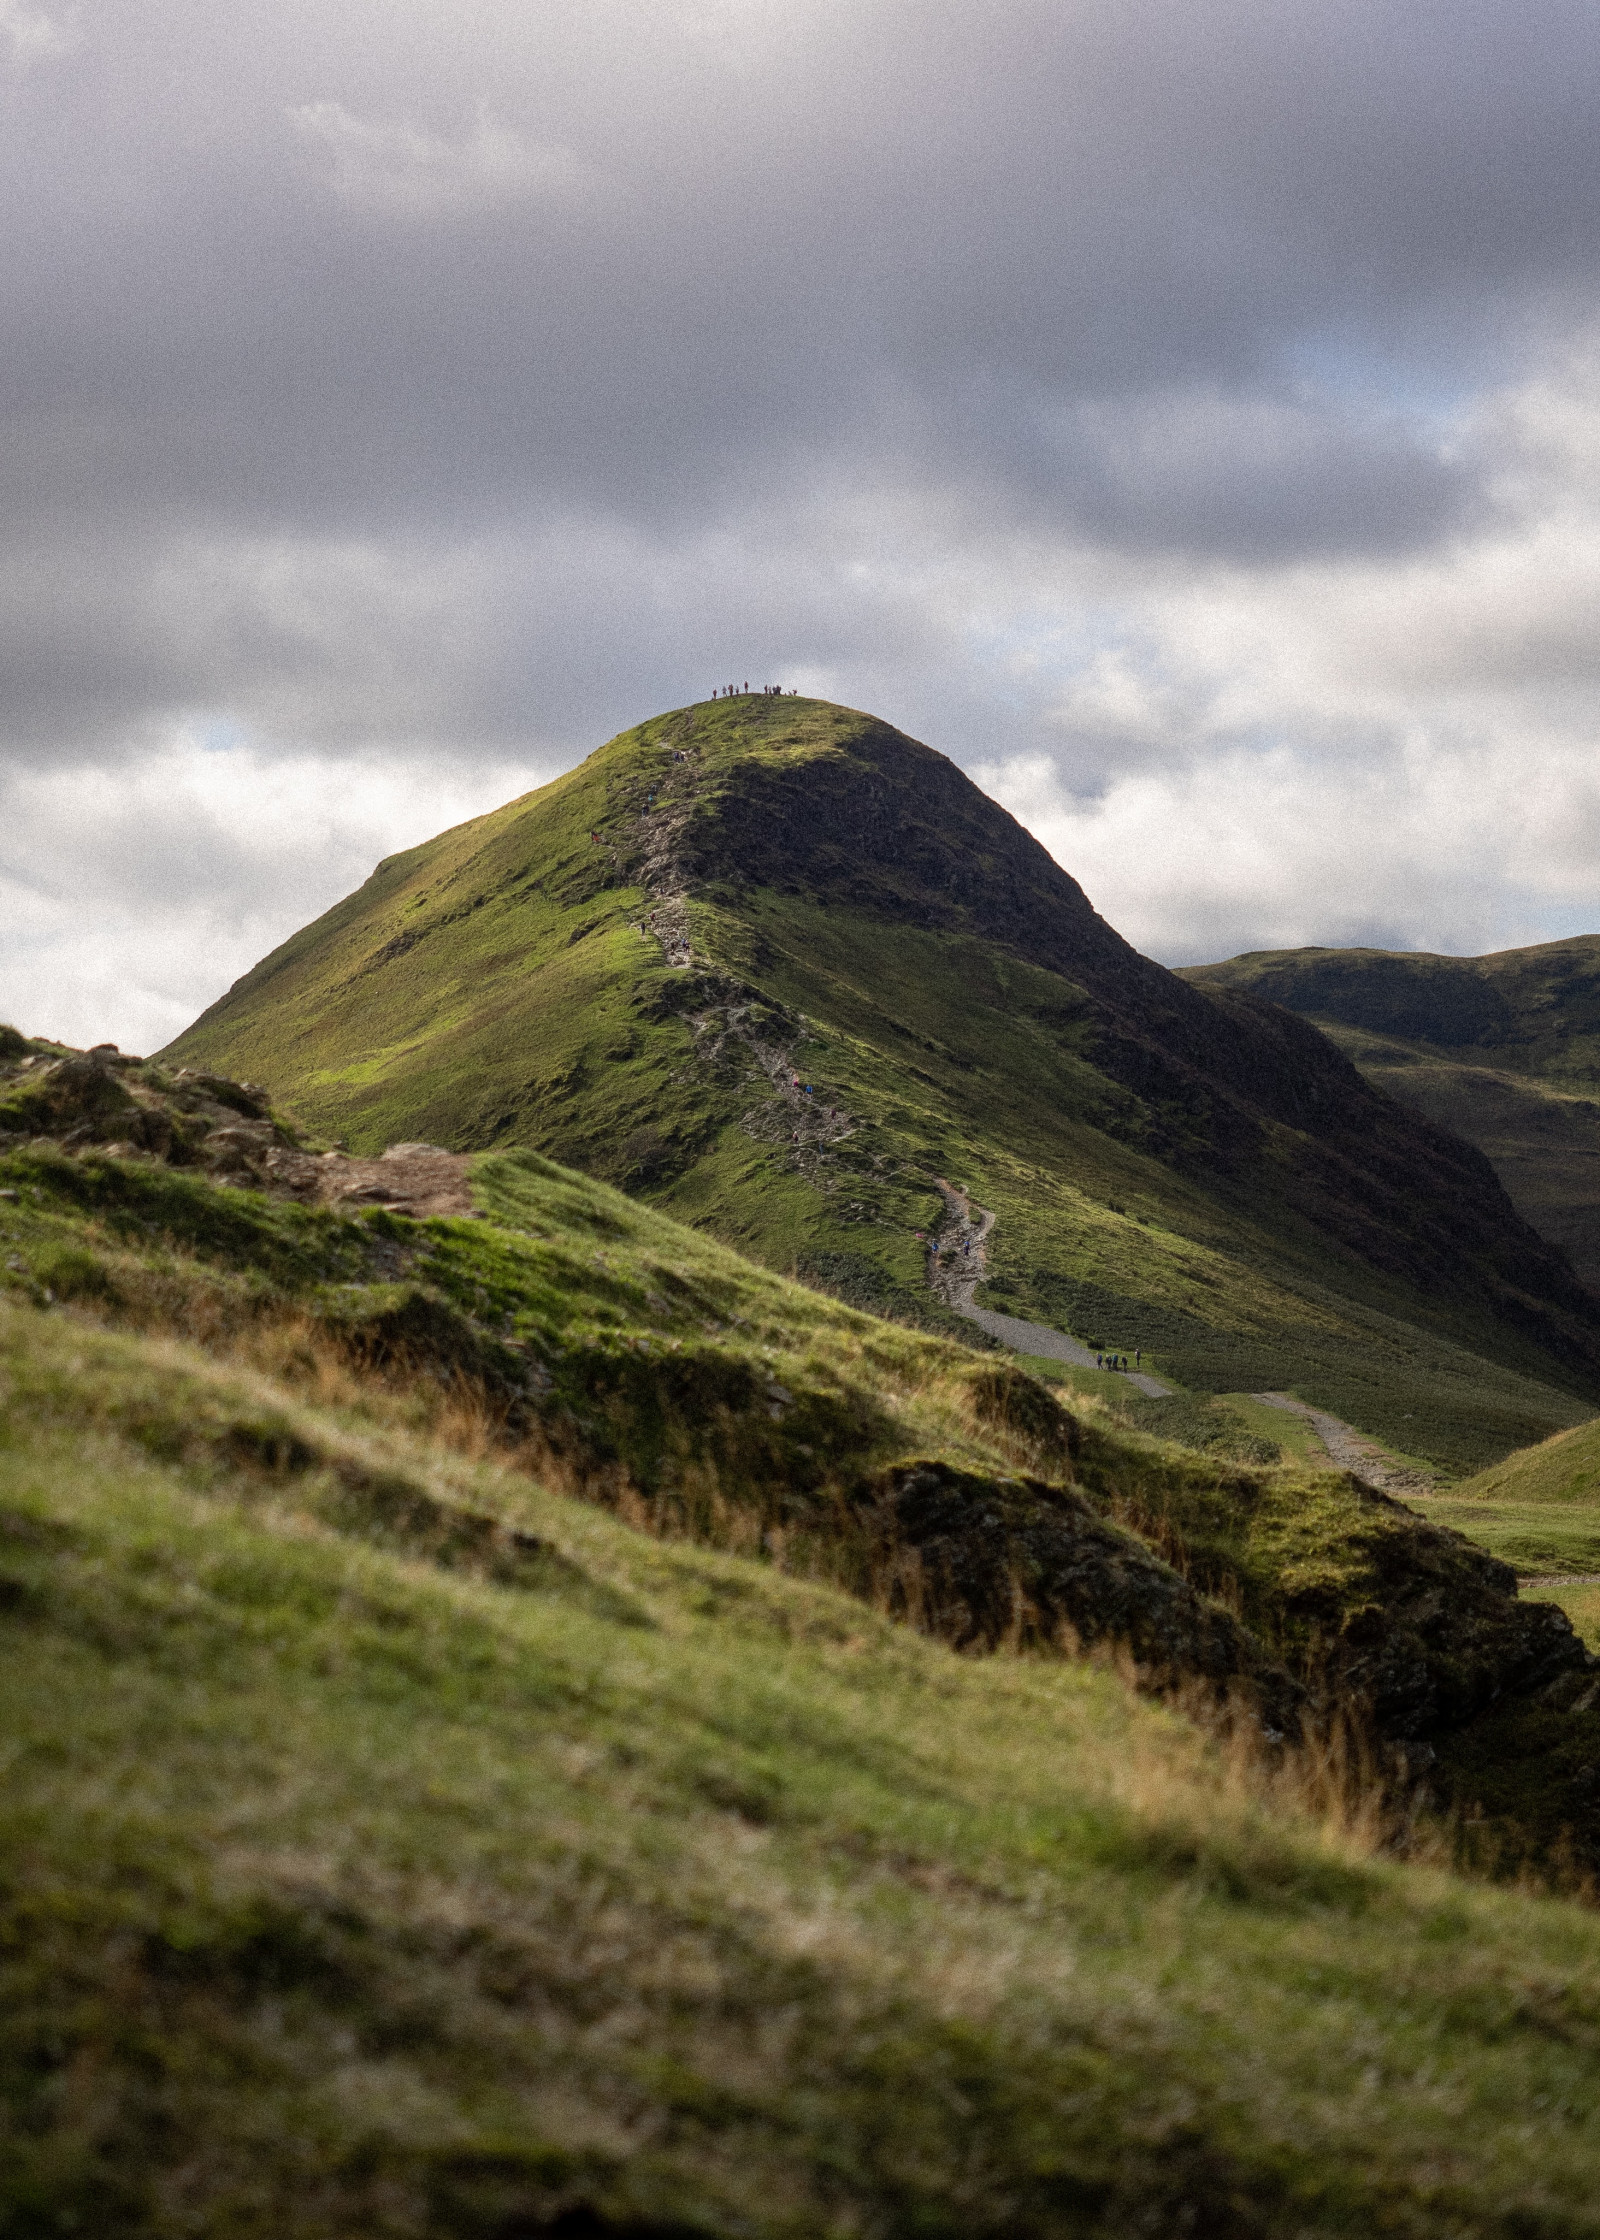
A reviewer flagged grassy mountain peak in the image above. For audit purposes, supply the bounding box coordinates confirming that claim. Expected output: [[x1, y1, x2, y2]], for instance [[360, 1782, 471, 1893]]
[[165, 698, 1600, 1474]]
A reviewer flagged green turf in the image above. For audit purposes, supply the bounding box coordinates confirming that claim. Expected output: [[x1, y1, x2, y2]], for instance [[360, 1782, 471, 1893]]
[[11, 1299, 1600, 2235], [6, 1124, 1600, 1875], [1408, 1414, 1600, 1579]]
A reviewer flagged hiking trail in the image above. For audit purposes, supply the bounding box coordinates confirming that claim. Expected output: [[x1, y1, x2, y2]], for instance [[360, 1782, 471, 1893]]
[[619, 706, 856, 1188], [929, 1179, 1171, 1394], [1250, 1392, 1435, 1497]]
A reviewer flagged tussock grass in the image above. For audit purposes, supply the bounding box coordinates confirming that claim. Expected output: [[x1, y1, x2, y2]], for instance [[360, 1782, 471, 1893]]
[[5, 1134, 1599, 1880], [9, 1299, 1600, 2234]]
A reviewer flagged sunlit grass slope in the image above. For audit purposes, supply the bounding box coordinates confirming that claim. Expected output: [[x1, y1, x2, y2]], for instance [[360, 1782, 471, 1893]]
[[11, 1303, 1600, 2237], [1412, 1415, 1600, 1594], [680, 886, 1597, 1475], [162, 701, 1600, 1474], [4, 1120, 1600, 1879]]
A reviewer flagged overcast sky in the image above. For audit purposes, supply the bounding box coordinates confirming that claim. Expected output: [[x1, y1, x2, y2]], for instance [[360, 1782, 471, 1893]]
[[6, 0, 1600, 1052]]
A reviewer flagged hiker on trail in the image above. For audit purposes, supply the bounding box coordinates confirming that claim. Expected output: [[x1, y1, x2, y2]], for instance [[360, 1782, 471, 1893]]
[[1135, 1349, 1142, 1367], [1095, 1353, 1103, 1369]]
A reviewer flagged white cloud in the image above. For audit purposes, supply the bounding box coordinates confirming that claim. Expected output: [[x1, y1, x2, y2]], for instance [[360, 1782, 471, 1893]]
[[0, 0, 74, 66], [288, 100, 587, 217], [960, 339, 1600, 961], [0, 732, 538, 1052], [6, 0, 1600, 1027]]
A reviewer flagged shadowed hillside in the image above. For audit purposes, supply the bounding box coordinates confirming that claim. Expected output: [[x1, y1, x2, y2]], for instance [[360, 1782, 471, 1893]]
[[1184, 939, 1600, 1290], [164, 699, 1600, 1472]]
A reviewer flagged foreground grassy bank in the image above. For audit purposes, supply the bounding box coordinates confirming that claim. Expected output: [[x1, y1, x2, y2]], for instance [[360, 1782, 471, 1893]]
[[3, 1095, 1600, 1876], [9, 1302, 1600, 2237]]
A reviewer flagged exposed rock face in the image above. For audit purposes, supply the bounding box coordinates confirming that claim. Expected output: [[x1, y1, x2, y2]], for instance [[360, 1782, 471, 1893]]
[[0, 1043, 474, 1219], [264, 1143, 475, 1218], [860, 1458, 1309, 1733]]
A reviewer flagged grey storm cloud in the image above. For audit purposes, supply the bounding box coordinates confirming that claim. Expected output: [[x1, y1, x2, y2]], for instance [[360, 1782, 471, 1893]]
[[8, 0, 1600, 1049], [7, 0, 1597, 542]]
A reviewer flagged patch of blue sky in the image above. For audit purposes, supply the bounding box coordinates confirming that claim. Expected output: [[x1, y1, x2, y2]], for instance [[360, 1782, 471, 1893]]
[[963, 605, 1130, 692], [196, 716, 251, 757], [1281, 330, 1493, 440]]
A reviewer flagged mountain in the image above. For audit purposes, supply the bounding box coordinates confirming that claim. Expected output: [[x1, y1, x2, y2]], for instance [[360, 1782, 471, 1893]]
[[164, 697, 1600, 1473], [1182, 940, 1600, 1290]]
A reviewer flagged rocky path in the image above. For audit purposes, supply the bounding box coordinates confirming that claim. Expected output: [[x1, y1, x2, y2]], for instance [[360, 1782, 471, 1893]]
[[1249, 1392, 1434, 1496], [264, 1142, 476, 1220], [928, 1179, 995, 1311], [629, 730, 700, 972], [616, 714, 856, 1185], [929, 1179, 1172, 1393]]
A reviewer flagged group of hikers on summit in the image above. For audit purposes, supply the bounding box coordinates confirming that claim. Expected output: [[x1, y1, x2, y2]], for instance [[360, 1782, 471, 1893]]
[[711, 683, 797, 698]]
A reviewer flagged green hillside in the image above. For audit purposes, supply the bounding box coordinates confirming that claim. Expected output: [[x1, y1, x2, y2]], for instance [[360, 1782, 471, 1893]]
[[10, 1048, 1600, 2227], [162, 699, 1600, 1476], [1183, 940, 1600, 1290], [14, 1302, 1600, 2236], [3, 1031, 1600, 1873], [1400, 1414, 1600, 1650]]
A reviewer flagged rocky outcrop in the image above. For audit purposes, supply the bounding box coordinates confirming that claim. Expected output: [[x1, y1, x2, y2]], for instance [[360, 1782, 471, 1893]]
[[0, 1041, 474, 1219], [858, 1457, 1308, 1733]]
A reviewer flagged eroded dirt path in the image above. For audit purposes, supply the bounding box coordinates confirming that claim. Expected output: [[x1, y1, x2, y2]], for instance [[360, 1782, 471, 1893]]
[[263, 1142, 477, 1220], [628, 724, 701, 973], [928, 1179, 1173, 1391], [612, 710, 857, 1186], [1250, 1392, 1434, 1496], [929, 1179, 995, 1311]]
